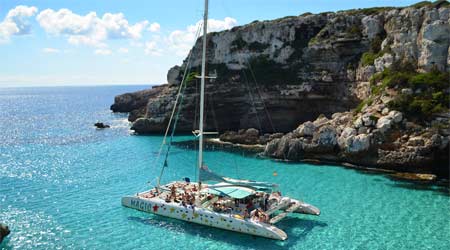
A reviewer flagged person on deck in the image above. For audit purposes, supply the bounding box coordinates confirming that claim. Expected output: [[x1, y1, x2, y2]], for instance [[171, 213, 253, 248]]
[[264, 193, 269, 211], [170, 185, 176, 201], [246, 200, 254, 211], [243, 208, 249, 218]]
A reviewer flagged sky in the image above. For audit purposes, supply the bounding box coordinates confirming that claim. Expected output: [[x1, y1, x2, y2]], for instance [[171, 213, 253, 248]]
[[0, 0, 422, 87]]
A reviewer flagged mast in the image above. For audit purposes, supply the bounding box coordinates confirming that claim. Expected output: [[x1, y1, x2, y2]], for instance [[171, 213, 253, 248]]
[[198, 0, 208, 184]]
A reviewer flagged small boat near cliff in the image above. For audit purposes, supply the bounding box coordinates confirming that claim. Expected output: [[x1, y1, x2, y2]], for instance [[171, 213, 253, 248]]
[[122, 0, 320, 240]]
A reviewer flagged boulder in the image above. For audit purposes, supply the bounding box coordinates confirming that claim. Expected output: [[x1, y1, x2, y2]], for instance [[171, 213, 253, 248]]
[[362, 114, 376, 127], [245, 128, 259, 137], [167, 65, 182, 85], [338, 127, 357, 147], [376, 116, 393, 134], [353, 116, 364, 129], [0, 223, 10, 244], [94, 122, 110, 129], [313, 116, 329, 127], [346, 134, 371, 153], [295, 121, 316, 137], [313, 125, 337, 148], [269, 133, 284, 140], [264, 138, 280, 157], [358, 126, 368, 134], [388, 111, 403, 123]]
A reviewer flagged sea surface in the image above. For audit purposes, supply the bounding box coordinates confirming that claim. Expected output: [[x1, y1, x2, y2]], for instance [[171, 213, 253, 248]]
[[0, 85, 449, 250]]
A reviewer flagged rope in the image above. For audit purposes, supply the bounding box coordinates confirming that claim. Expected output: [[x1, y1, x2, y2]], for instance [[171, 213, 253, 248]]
[[154, 22, 203, 187], [244, 56, 277, 133], [241, 63, 263, 132]]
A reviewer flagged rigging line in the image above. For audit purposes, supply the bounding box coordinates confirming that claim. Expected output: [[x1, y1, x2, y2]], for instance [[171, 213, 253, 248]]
[[241, 64, 263, 132], [154, 22, 203, 187], [244, 56, 277, 133], [207, 91, 220, 133], [217, 0, 277, 134], [159, 69, 190, 183]]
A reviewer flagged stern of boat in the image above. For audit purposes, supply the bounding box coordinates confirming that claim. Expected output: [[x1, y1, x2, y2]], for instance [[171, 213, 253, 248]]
[[291, 199, 320, 216]]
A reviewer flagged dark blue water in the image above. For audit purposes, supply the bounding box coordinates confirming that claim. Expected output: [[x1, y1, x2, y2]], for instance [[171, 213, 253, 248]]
[[0, 86, 449, 250]]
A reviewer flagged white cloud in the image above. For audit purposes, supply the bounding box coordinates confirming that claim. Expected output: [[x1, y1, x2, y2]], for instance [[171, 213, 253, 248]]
[[0, 5, 38, 43], [118, 47, 129, 53], [167, 17, 237, 56], [43, 47, 60, 53], [144, 40, 162, 56], [36, 8, 149, 47], [94, 49, 112, 55], [205, 17, 237, 32], [148, 22, 160, 32]]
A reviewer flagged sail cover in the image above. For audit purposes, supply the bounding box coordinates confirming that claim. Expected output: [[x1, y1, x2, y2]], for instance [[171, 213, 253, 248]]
[[199, 165, 278, 191]]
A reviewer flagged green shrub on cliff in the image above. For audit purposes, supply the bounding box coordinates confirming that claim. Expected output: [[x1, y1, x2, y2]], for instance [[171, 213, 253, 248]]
[[365, 62, 450, 119], [346, 7, 395, 16], [410, 1, 433, 8], [360, 35, 389, 66], [354, 98, 373, 113], [379, 68, 450, 119], [361, 52, 382, 66]]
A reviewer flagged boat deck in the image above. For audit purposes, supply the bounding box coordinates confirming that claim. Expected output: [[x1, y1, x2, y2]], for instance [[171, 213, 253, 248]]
[[136, 181, 275, 223]]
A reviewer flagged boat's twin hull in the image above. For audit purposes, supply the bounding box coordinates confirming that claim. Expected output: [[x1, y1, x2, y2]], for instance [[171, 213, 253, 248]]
[[122, 195, 288, 240]]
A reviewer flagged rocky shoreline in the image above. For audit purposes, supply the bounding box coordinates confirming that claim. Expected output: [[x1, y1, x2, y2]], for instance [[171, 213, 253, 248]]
[[112, 2, 450, 179], [175, 135, 445, 182]]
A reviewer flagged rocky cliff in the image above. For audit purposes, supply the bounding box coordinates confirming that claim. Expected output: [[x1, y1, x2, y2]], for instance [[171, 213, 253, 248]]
[[112, 1, 450, 177]]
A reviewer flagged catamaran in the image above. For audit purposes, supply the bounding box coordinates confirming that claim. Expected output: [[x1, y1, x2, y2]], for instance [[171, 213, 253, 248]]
[[122, 0, 320, 240]]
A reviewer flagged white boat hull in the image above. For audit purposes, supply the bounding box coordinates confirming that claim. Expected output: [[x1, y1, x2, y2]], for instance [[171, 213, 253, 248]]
[[122, 195, 288, 240], [292, 200, 321, 216]]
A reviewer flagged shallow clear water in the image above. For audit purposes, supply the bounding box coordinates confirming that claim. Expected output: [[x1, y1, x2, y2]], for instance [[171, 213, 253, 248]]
[[0, 86, 449, 250]]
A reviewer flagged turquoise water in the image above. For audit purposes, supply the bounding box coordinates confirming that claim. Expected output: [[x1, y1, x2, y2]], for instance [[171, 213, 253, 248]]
[[0, 86, 449, 250]]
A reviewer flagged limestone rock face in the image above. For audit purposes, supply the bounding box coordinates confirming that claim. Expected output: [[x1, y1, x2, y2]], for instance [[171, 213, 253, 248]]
[[167, 65, 182, 85], [111, 3, 450, 177], [418, 11, 450, 71], [362, 15, 383, 39], [374, 53, 394, 72], [112, 4, 449, 134], [110, 86, 164, 115]]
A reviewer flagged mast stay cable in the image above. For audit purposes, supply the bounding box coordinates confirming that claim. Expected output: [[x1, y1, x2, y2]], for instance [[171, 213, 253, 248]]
[[153, 23, 203, 188]]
